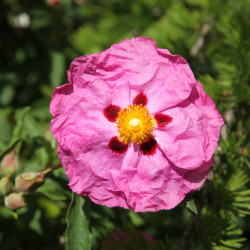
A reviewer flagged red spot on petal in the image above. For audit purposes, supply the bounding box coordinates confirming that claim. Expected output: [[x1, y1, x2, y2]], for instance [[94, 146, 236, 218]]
[[104, 105, 121, 122], [133, 92, 148, 106], [140, 137, 157, 155], [154, 114, 172, 128], [109, 137, 128, 154]]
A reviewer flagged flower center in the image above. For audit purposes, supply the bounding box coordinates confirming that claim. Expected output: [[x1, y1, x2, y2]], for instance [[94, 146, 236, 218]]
[[116, 104, 156, 144], [129, 118, 140, 127]]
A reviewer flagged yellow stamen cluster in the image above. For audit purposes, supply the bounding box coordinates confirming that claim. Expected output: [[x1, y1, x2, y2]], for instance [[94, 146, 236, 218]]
[[116, 104, 156, 144]]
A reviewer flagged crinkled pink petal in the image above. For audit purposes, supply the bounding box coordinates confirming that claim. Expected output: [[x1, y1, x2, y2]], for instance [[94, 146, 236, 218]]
[[108, 37, 196, 112], [111, 147, 189, 212], [176, 156, 214, 192], [154, 83, 223, 170], [57, 126, 131, 209], [187, 82, 224, 159], [50, 81, 117, 145], [66, 54, 131, 109]]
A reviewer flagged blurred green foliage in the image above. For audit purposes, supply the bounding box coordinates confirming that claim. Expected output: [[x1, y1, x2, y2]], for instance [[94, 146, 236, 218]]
[[0, 0, 250, 249]]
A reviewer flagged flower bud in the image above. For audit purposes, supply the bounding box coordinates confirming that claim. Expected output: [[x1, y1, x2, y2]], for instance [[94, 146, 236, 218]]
[[0, 150, 19, 176], [15, 171, 44, 193], [0, 176, 13, 196], [4, 192, 26, 210], [13, 13, 30, 29], [49, 0, 60, 6]]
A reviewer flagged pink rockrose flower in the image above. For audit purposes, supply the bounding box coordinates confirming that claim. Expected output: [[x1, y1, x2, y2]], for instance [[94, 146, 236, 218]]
[[50, 37, 223, 212]]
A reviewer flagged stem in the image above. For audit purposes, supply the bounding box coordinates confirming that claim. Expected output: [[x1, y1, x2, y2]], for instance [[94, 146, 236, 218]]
[[190, 19, 214, 57], [42, 162, 62, 175], [179, 179, 212, 250]]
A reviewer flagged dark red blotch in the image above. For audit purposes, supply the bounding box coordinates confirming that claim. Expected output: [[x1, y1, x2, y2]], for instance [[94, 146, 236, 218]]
[[140, 137, 157, 156], [109, 137, 128, 154], [104, 105, 121, 122], [133, 92, 148, 106], [154, 114, 172, 128]]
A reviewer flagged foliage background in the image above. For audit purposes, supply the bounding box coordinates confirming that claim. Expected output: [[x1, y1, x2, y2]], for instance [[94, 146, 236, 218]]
[[0, 0, 250, 249]]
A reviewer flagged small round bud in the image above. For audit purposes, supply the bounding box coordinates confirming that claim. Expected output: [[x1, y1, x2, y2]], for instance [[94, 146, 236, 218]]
[[15, 171, 44, 193], [0, 176, 13, 196], [13, 13, 30, 29], [0, 150, 19, 176], [4, 192, 26, 210]]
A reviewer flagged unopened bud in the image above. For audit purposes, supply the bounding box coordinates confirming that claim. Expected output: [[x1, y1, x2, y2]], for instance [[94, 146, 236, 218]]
[[13, 13, 30, 29], [4, 192, 26, 210], [49, 0, 60, 6], [15, 171, 44, 193], [0, 150, 19, 176], [0, 176, 13, 196]]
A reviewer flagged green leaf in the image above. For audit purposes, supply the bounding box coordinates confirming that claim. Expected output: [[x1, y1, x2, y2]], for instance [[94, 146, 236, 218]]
[[37, 196, 61, 219], [0, 84, 15, 106], [0, 109, 12, 150], [66, 193, 92, 250], [22, 113, 45, 137], [0, 138, 21, 160], [50, 50, 65, 88], [128, 210, 145, 227], [28, 209, 43, 235], [37, 178, 68, 201], [186, 199, 198, 214], [12, 107, 31, 142]]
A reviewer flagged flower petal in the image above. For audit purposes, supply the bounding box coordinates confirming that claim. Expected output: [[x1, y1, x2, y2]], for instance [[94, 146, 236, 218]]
[[74, 143, 142, 209], [58, 128, 129, 203], [104, 105, 121, 122], [109, 136, 128, 154], [154, 113, 173, 128], [50, 80, 117, 145], [110, 148, 189, 212], [108, 37, 196, 112], [66, 53, 131, 109], [154, 83, 223, 170], [173, 156, 213, 192], [132, 92, 148, 106], [140, 137, 158, 155]]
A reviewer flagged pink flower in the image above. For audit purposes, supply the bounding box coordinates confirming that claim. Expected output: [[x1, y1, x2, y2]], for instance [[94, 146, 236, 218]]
[[50, 37, 223, 212]]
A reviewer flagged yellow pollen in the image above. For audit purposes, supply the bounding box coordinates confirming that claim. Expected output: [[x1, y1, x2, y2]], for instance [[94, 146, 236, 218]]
[[116, 104, 156, 144]]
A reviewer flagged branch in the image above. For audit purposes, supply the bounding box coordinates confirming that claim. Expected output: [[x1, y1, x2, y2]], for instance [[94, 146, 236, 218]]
[[42, 162, 62, 175], [179, 178, 212, 250], [190, 19, 214, 57]]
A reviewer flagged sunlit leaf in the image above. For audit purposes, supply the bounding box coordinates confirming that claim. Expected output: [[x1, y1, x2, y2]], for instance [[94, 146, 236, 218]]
[[186, 199, 198, 214], [66, 193, 92, 250]]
